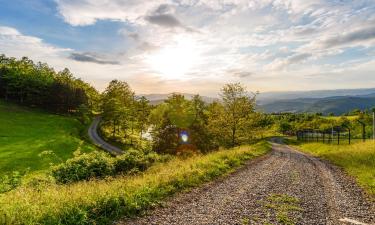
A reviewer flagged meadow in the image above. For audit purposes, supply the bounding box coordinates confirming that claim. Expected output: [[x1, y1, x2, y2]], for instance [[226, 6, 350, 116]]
[[0, 141, 270, 225], [0, 100, 96, 174], [292, 141, 375, 196]]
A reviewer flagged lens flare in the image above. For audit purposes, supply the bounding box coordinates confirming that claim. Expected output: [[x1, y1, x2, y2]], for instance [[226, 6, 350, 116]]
[[180, 131, 189, 143]]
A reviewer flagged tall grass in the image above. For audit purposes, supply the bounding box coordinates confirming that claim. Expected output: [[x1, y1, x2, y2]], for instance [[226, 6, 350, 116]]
[[295, 141, 375, 196], [0, 141, 270, 225]]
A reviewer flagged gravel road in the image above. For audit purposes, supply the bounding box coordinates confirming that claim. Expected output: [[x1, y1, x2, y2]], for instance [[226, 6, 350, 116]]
[[120, 140, 375, 225], [88, 117, 123, 155]]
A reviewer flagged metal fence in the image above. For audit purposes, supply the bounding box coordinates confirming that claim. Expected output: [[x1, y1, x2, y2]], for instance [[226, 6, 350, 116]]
[[296, 126, 370, 145]]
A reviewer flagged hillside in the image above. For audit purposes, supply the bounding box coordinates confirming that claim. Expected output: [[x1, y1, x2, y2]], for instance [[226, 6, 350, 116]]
[[257, 88, 375, 104], [0, 101, 96, 174], [259, 95, 375, 115]]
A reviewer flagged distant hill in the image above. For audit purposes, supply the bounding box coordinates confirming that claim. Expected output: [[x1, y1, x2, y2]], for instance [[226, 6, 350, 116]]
[[140, 93, 218, 105], [259, 95, 375, 115], [257, 88, 375, 104]]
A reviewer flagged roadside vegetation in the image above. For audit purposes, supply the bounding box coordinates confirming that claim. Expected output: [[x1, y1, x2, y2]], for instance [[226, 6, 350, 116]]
[[0, 141, 270, 225], [290, 141, 375, 196], [0, 54, 275, 224]]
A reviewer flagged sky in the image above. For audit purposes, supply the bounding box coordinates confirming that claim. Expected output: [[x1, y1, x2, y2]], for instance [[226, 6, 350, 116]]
[[1, 0, 375, 96]]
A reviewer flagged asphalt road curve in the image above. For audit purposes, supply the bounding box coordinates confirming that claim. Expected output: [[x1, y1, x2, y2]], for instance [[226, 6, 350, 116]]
[[88, 117, 123, 155]]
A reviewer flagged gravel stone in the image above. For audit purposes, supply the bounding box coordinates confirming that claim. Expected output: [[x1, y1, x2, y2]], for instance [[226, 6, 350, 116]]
[[118, 140, 375, 225]]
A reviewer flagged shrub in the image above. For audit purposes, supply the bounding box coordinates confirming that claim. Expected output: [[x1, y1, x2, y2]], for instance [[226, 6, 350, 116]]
[[114, 150, 159, 174], [51, 151, 115, 183], [0, 141, 271, 225], [51, 150, 161, 183], [0, 171, 25, 194]]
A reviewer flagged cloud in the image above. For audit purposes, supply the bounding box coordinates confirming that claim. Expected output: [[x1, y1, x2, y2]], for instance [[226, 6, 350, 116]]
[[69, 52, 120, 65], [145, 13, 199, 33], [226, 69, 253, 78], [145, 14, 182, 27], [127, 32, 140, 41], [55, 0, 166, 26], [321, 25, 375, 48], [267, 53, 312, 70], [0, 26, 70, 62]]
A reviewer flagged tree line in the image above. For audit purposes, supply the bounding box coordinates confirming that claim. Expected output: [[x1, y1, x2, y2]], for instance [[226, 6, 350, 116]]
[[0, 54, 270, 154], [0, 54, 99, 114], [100, 81, 271, 154]]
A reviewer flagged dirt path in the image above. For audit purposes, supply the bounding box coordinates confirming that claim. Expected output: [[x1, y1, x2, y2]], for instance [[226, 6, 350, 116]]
[[88, 117, 123, 155], [120, 140, 374, 225]]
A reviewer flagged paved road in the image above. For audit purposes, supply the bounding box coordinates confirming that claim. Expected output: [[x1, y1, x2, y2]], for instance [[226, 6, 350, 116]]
[[88, 117, 123, 155], [121, 140, 375, 225]]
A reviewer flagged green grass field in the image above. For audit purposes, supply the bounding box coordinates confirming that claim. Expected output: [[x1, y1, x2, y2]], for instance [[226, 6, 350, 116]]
[[0, 141, 270, 224], [292, 141, 375, 196], [0, 101, 96, 174]]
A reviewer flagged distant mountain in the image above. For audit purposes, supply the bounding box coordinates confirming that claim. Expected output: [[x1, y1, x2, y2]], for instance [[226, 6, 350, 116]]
[[140, 93, 218, 105], [259, 95, 375, 115], [257, 88, 375, 105]]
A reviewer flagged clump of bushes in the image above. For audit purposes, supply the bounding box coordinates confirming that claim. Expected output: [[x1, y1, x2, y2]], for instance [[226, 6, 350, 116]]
[[0, 171, 25, 194], [51, 150, 160, 183]]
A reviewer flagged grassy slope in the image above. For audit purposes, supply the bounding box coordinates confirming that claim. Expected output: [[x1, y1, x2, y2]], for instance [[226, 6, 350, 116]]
[[293, 141, 375, 195], [0, 141, 271, 225], [0, 101, 96, 174]]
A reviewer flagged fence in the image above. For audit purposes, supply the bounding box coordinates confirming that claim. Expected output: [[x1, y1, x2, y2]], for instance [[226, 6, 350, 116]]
[[296, 126, 370, 145]]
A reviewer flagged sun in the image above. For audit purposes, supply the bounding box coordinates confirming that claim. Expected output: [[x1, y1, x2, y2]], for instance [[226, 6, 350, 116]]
[[146, 36, 198, 80]]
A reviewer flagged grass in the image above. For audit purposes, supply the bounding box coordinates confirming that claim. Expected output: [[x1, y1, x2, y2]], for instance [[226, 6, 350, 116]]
[[290, 140, 375, 196], [0, 141, 271, 225], [0, 100, 96, 174], [264, 194, 302, 225]]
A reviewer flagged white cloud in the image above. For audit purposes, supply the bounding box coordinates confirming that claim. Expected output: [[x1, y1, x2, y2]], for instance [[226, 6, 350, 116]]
[[55, 0, 168, 26]]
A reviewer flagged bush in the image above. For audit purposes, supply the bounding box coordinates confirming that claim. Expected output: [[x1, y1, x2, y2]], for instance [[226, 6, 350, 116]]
[[51, 151, 115, 183], [0, 171, 25, 193], [0, 141, 271, 225], [114, 149, 159, 174], [51, 150, 161, 183]]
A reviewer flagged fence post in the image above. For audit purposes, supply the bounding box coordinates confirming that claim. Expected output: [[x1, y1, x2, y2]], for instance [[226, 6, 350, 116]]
[[337, 130, 340, 145], [348, 129, 351, 145]]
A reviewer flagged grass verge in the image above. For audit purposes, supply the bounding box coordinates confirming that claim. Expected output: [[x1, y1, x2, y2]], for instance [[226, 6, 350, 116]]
[[0, 141, 270, 225], [290, 140, 375, 196]]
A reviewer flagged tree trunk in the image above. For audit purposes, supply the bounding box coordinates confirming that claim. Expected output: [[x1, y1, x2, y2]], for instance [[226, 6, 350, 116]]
[[112, 120, 116, 137], [232, 127, 236, 147]]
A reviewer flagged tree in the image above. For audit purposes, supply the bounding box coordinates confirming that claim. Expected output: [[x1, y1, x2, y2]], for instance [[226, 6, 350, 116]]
[[0, 54, 98, 113], [220, 83, 256, 147], [136, 96, 151, 138], [101, 80, 135, 143]]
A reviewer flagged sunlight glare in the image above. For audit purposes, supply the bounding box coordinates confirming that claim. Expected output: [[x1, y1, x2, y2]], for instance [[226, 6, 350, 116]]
[[146, 36, 198, 80]]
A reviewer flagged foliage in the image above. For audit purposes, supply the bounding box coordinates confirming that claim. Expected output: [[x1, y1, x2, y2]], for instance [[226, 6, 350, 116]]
[[51, 150, 160, 183], [51, 151, 116, 183], [0, 171, 26, 194], [100, 80, 152, 149], [0, 141, 270, 225], [149, 83, 263, 154], [271, 112, 375, 139], [114, 149, 159, 174], [150, 94, 218, 154], [0, 54, 100, 113], [219, 83, 257, 147]]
